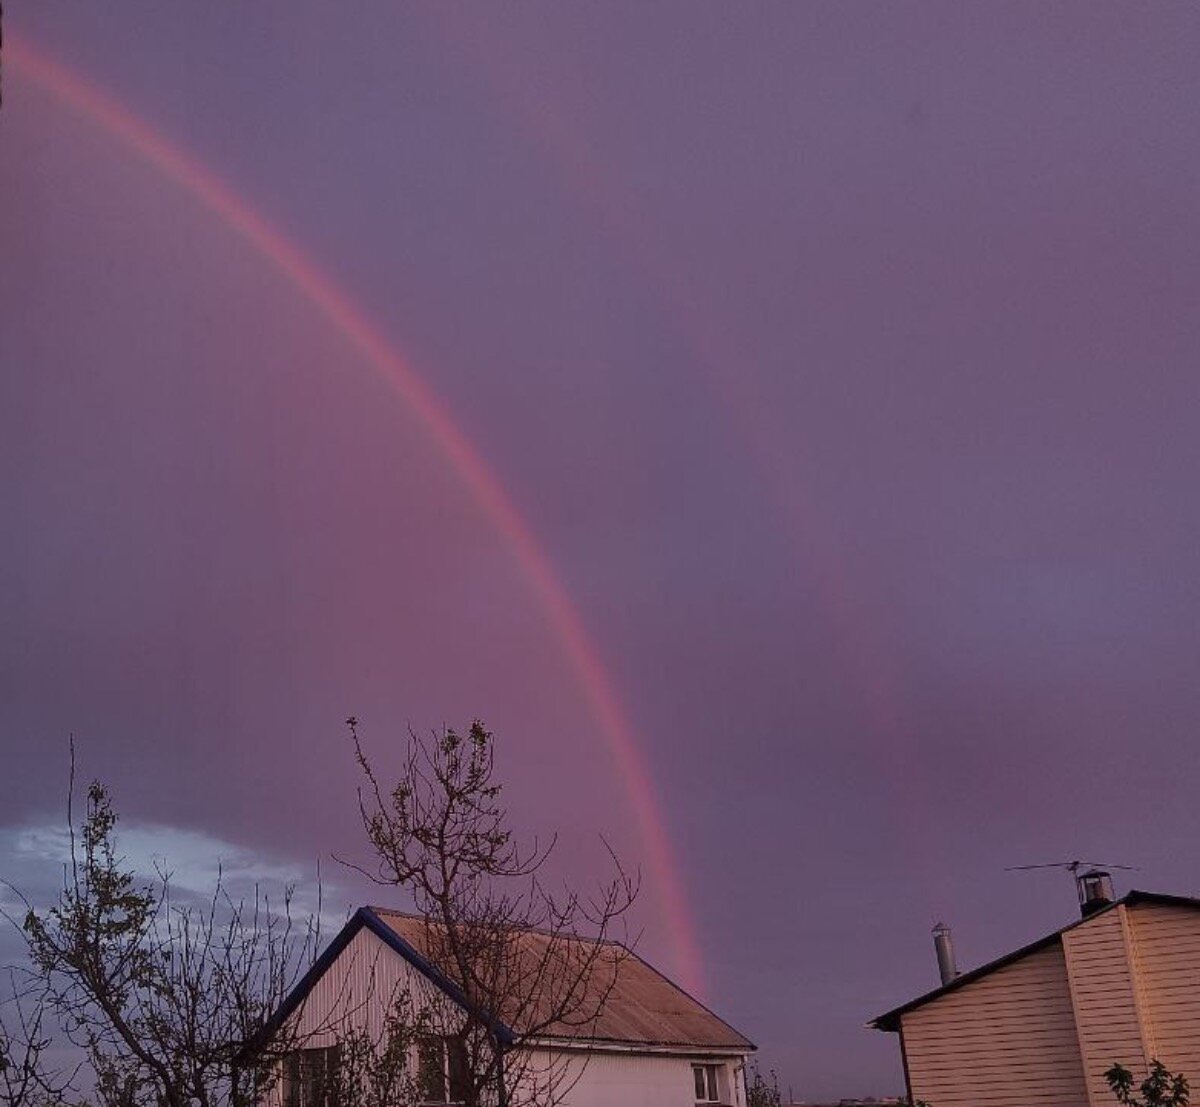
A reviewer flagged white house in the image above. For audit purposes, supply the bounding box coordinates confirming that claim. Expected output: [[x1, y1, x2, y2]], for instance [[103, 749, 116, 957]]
[[269, 906, 755, 1107], [871, 882, 1200, 1107]]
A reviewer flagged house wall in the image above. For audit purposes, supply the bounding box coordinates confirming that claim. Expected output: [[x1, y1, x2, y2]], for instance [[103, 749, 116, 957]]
[[1127, 902, 1200, 1077], [525, 1047, 747, 1107], [288, 926, 439, 1047], [901, 941, 1089, 1107], [893, 901, 1200, 1107], [1061, 904, 1151, 1105]]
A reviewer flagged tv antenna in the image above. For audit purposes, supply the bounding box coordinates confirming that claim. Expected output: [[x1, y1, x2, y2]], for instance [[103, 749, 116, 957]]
[[1005, 860, 1137, 913], [1005, 860, 1137, 876]]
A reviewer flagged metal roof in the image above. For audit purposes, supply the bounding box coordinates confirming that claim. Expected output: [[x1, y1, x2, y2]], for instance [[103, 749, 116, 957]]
[[869, 890, 1200, 1033], [270, 906, 753, 1052], [371, 908, 754, 1051]]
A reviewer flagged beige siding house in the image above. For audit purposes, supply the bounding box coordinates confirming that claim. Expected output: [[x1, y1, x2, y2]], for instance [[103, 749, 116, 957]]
[[871, 891, 1200, 1107], [269, 906, 754, 1107]]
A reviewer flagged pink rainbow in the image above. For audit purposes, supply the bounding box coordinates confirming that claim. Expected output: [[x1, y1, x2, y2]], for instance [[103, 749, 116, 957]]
[[432, 11, 908, 742], [8, 36, 706, 996]]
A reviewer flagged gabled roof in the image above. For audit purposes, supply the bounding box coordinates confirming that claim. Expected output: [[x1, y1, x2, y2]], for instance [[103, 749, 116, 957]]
[[870, 891, 1200, 1033], [272, 906, 754, 1052]]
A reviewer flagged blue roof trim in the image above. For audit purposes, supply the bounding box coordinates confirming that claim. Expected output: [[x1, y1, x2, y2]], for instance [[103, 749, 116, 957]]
[[255, 908, 370, 1050], [265, 907, 516, 1048], [358, 908, 516, 1045]]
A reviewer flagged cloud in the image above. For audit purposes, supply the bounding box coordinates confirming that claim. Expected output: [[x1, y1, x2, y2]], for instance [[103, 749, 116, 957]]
[[0, 820, 350, 1096], [2, 819, 345, 936]]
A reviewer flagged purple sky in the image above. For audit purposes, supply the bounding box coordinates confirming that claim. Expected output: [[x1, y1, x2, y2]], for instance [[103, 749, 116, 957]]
[[4, 4, 1200, 1098]]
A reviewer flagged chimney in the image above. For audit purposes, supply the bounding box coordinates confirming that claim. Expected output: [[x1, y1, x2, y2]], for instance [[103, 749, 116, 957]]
[[932, 922, 958, 986], [1077, 869, 1115, 918]]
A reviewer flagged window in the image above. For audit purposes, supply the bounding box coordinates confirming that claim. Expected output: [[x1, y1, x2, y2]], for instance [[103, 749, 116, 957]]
[[283, 1046, 341, 1107], [417, 1036, 469, 1105], [692, 1063, 721, 1103]]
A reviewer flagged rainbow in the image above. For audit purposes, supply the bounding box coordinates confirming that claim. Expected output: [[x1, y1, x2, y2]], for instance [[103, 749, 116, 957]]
[[8, 36, 706, 996], [434, 10, 906, 742]]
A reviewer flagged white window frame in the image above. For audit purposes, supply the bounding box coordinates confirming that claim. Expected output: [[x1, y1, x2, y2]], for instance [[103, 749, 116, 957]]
[[693, 1062, 722, 1103]]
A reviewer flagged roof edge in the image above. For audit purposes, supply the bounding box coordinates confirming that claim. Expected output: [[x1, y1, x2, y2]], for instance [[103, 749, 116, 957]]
[[264, 907, 517, 1047], [260, 908, 370, 1046], [522, 1034, 754, 1056], [358, 907, 517, 1045], [605, 943, 757, 1052], [869, 890, 1200, 1032]]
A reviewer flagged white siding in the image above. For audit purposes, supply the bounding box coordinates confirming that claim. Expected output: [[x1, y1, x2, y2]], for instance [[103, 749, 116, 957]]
[[1063, 905, 1150, 1105], [289, 926, 438, 1047], [1128, 903, 1200, 1077], [530, 1048, 745, 1107], [901, 941, 1088, 1107], [892, 901, 1200, 1107]]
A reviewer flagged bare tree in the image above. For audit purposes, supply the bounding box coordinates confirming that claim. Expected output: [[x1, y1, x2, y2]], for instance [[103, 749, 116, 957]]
[[0, 967, 75, 1107], [744, 1060, 780, 1107], [16, 779, 324, 1107], [342, 718, 638, 1107]]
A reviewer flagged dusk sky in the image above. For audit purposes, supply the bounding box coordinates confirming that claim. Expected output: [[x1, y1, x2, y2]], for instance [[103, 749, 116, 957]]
[[4, 4, 1200, 1099]]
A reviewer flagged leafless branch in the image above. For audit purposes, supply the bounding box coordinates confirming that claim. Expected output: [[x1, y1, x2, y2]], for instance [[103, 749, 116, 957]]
[[15, 775, 332, 1107], [340, 719, 639, 1107]]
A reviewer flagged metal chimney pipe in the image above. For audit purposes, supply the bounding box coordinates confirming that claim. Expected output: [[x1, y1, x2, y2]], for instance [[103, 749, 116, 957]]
[[932, 922, 958, 986], [1077, 870, 1115, 918]]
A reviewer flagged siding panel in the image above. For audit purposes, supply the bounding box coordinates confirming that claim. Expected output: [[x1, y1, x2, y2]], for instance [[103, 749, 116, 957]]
[[1062, 906, 1149, 1106], [289, 927, 435, 1045], [902, 942, 1088, 1107], [526, 1048, 746, 1107], [1129, 903, 1200, 1082]]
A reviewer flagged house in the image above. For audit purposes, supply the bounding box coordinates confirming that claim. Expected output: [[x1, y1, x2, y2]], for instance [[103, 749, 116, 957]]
[[268, 906, 755, 1107], [870, 874, 1200, 1107]]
